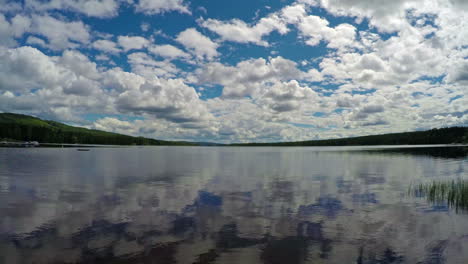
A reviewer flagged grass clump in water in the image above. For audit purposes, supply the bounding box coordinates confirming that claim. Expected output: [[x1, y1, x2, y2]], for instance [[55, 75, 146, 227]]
[[411, 180, 468, 213]]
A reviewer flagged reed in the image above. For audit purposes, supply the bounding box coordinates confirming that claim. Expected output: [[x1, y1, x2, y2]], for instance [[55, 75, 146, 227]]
[[411, 180, 468, 213]]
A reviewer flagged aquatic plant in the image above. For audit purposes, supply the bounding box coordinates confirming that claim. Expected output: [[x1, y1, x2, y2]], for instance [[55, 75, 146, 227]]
[[411, 180, 468, 213]]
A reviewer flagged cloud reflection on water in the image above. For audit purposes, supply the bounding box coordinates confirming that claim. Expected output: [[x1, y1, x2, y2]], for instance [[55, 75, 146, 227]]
[[0, 146, 467, 263]]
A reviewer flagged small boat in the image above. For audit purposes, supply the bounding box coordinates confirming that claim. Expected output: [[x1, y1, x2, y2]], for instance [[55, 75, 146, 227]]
[[77, 149, 90, 151]]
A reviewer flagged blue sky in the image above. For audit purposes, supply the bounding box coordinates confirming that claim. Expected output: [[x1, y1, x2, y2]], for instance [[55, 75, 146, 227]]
[[0, 0, 467, 142]]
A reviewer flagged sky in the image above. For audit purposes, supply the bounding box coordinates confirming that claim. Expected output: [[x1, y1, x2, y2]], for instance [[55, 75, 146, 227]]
[[0, 0, 467, 143]]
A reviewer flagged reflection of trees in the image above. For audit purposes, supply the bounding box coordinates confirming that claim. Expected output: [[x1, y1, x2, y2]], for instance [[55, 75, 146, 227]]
[[3, 145, 467, 263], [361, 147, 468, 160], [357, 247, 404, 264], [216, 223, 262, 249], [261, 237, 309, 264], [3, 186, 455, 264], [1, 183, 413, 264]]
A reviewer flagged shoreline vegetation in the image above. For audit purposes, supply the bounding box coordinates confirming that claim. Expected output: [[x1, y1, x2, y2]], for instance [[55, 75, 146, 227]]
[[0, 113, 196, 146], [230, 126, 468, 146], [411, 180, 468, 213], [1, 113, 467, 147]]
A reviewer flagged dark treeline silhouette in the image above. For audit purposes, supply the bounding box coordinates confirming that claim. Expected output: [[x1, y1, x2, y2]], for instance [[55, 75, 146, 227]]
[[2, 113, 467, 146], [231, 127, 468, 146], [363, 146, 468, 159], [0, 113, 195, 146]]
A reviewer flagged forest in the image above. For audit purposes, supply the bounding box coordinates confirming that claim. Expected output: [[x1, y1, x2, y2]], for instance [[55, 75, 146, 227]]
[[231, 127, 468, 146], [0, 113, 195, 146], [1, 113, 467, 146]]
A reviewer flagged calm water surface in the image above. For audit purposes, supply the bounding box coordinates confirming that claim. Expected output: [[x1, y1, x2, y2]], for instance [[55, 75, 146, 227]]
[[0, 146, 467, 264]]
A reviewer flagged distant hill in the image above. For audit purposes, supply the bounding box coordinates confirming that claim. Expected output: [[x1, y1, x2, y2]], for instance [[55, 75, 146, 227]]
[[231, 127, 468, 146], [1, 113, 467, 147], [0, 113, 196, 146]]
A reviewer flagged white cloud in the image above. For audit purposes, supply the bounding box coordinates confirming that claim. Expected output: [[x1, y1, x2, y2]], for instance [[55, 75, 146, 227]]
[[0, 0, 467, 142], [93, 117, 133, 133], [114, 76, 212, 123], [10, 14, 31, 37], [176, 28, 218, 60], [297, 16, 356, 49], [103, 68, 146, 92], [117, 36, 150, 52], [0, 0, 22, 12], [280, 4, 307, 24], [258, 80, 318, 112], [0, 46, 64, 93], [127, 52, 180, 78], [0, 47, 99, 97], [30, 14, 90, 50], [196, 56, 310, 98], [0, 47, 107, 122], [148, 44, 190, 60], [0, 46, 212, 128], [140, 22, 150, 32], [200, 14, 289, 46], [319, 27, 447, 88], [62, 76, 100, 96], [92, 39, 121, 53], [0, 13, 91, 50], [59, 50, 100, 80], [25, 36, 47, 47], [134, 0, 190, 15], [446, 60, 468, 84], [0, 14, 31, 47], [315, 0, 416, 33], [24, 0, 121, 18], [200, 2, 357, 49]]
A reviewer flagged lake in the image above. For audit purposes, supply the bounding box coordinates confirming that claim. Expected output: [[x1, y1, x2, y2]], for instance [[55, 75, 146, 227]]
[[0, 145, 467, 264]]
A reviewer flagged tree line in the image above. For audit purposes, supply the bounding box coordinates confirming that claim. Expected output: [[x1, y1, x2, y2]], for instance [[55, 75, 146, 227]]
[[231, 127, 468, 146], [0, 113, 194, 146]]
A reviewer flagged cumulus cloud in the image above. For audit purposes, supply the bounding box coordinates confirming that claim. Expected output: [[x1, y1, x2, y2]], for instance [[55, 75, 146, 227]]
[[0, 14, 31, 46], [25, 36, 47, 47], [116, 77, 211, 123], [201, 2, 356, 49], [148, 44, 191, 60], [127, 52, 180, 78], [117, 36, 150, 52], [0, 0, 467, 142], [296, 16, 356, 49], [0, 47, 102, 99], [313, 0, 417, 33], [0, 0, 22, 12], [92, 39, 121, 53], [176, 28, 219, 60], [196, 56, 311, 98], [446, 60, 468, 84], [200, 14, 289, 46], [134, 0, 190, 15], [280, 3, 358, 49], [29, 14, 91, 50], [259, 80, 318, 112], [0, 46, 211, 128], [24, 0, 121, 18], [0, 46, 68, 93], [352, 104, 385, 120], [92, 117, 133, 133], [319, 25, 447, 89], [0, 13, 91, 50], [0, 47, 108, 122]]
